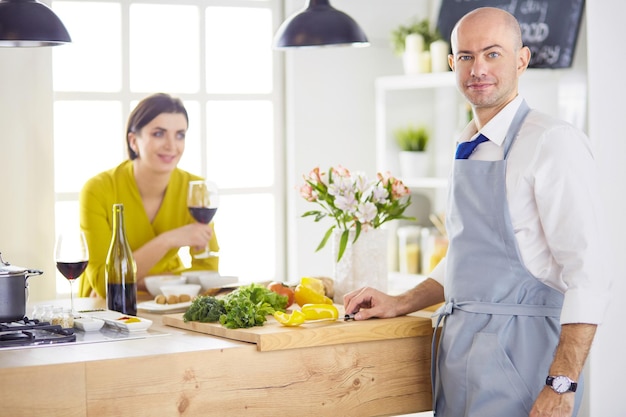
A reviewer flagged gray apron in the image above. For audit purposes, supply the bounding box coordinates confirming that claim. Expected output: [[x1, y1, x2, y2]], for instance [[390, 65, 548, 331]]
[[432, 101, 584, 416]]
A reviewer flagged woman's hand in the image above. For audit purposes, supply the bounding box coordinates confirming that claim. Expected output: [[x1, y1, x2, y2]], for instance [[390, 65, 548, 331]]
[[164, 222, 213, 252]]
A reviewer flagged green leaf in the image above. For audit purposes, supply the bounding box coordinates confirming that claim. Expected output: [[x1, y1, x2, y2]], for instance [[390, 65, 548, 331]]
[[336, 229, 350, 262], [316, 226, 335, 252]]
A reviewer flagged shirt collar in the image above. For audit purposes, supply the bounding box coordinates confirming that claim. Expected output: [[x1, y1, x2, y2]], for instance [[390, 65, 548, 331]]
[[459, 95, 524, 145], [479, 96, 524, 146]]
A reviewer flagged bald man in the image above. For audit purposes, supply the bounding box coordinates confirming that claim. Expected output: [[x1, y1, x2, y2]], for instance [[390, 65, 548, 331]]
[[344, 7, 610, 417]]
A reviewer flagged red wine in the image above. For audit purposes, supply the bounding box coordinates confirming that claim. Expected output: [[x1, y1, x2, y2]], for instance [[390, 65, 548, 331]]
[[189, 206, 217, 224], [107, 283, 137, 316], [56, 261, 88, 280]]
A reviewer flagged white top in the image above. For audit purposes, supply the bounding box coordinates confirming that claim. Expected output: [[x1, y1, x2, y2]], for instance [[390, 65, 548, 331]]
[[430, 95, 612, 325]]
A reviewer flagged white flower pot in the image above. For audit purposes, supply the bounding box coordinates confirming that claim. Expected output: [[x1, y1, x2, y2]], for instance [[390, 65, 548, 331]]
[[399, 151, 430, 179]]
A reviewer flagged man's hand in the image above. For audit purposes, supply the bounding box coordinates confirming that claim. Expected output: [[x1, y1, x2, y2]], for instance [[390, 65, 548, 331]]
[[529, 323, 596, 417], [529, 387, 575, 417]]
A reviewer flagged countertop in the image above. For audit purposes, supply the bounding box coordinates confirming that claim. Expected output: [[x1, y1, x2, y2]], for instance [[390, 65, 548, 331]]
[[0, 294, 435, 417]]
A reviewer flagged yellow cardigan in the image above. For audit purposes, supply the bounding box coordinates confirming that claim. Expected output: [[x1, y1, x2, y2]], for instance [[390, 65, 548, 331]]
[[78, 160, 219, 298]]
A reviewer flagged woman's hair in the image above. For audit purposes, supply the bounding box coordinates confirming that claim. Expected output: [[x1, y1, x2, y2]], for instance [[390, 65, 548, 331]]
[[126, 93, 189, 160]]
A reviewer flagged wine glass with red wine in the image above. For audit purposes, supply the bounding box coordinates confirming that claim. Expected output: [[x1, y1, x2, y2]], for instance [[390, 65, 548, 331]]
[[55, 231, 89, 315], [187, 180, 219, 259]]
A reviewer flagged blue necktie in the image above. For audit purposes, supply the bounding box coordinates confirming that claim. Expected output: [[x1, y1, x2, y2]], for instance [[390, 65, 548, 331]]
[[455, 134, 489, 159]]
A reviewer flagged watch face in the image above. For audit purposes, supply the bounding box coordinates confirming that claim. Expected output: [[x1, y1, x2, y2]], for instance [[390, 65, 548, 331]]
[[552, 376, 571, 393]]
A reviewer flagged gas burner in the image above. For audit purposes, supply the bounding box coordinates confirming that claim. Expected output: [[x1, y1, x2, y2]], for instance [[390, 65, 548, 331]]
[[0, 318, 76, 348]]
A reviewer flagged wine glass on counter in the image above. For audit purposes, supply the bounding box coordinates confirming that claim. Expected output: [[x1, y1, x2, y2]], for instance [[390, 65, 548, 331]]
[[187, 180, 219, 259], [55, 230, 89, 315]]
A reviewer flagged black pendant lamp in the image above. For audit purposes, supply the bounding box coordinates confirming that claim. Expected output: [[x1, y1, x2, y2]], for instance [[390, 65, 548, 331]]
[[0, 0, 71, 47], [274, 0, 369, 49]]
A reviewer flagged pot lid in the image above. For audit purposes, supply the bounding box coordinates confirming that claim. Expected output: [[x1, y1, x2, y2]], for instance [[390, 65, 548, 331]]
[[0, 253, 29, 276]]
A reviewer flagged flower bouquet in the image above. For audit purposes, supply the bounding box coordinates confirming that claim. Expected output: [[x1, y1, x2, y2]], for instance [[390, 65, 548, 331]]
[[299, 166, 413, 262]]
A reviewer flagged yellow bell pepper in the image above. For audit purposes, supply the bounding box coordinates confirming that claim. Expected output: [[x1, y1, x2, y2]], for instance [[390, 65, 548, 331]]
[[273, 310, 306, 327], [299, 277, 325, 294], [301, 304, 339, 321], [294, 283, 333, 306]]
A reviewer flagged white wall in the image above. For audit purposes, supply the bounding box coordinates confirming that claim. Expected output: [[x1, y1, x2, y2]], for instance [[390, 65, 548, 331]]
[[285, 0, 431, 280], [586, 3, 626, 416], [0, 48, 56, 302]]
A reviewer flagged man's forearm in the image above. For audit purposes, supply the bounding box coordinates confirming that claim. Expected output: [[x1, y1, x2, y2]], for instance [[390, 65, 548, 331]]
[[548, 323, 597, 380]]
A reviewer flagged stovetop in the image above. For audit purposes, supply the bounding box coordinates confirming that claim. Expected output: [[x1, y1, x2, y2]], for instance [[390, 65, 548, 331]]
[[0, 318, 76, 348]]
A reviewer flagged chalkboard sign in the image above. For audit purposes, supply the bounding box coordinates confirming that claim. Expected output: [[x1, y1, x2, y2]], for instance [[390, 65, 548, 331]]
[[436, 0, 585, 68]]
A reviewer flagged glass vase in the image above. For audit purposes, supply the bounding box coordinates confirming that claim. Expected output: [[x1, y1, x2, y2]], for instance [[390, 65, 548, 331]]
[[332, 228, 388, 304]]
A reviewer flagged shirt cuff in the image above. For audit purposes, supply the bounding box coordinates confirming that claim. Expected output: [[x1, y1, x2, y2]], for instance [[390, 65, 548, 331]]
[[560, 287, 612, 325], [429, 256, 446, 287]]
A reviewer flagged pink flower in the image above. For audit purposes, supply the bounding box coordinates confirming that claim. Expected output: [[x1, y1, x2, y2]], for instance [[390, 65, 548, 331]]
[[332, 165, 351, 178], [299, 183, 317, 202], [306, 167, 327, 186], [391, 179, 410, 198], [377, 171, 394, 186]]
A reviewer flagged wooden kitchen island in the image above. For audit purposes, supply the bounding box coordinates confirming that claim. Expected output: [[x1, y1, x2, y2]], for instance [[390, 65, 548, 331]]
[[0, 298, 435, 417]]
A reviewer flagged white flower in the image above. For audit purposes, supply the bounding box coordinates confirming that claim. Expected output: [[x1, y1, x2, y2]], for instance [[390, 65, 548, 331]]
[[335, 193, 358, 213], [356, 201, 377, 224], [371, 184, 389, 204]]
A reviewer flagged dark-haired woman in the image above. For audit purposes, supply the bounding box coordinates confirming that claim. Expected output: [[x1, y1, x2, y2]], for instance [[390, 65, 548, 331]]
[[79, 93, 218, 298]]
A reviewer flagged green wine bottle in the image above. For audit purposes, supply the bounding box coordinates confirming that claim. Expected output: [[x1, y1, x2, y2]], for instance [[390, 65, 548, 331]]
[[105, 204, 137, 315]]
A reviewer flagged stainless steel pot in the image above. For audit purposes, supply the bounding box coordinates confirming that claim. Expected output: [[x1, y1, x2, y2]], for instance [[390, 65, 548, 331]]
[[0, 253, 43, 322]]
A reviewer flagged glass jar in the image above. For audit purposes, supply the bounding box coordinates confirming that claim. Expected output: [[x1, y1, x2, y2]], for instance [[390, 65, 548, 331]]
[[40, 305, 55, 324], [32, 304, 50, 321], [50, 306, 64, 326], [421, 227, 448, 275], [61, 308, 74, 328], [397, 226, 422, 274]]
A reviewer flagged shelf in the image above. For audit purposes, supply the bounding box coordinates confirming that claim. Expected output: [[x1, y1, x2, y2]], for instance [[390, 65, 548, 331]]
[[403, 177, 448, 189], [375, 71, 456, 92]]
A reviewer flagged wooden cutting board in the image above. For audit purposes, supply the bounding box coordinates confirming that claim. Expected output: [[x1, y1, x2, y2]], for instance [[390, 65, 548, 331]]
[[162, 309, 434, 352]]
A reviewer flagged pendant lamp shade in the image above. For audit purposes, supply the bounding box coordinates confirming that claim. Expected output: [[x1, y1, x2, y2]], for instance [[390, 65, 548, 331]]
[[274, 0, 368, 49], [0, 0, 71, 47]]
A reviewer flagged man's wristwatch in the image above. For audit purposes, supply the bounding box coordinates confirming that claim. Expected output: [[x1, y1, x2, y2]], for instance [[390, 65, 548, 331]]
[[546, 375, 578, 394]]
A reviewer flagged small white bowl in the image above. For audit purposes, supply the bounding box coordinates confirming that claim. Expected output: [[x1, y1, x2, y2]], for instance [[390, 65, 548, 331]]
[[182, 271, 238, 291], [74, 317, 105, 332], [144, 275, 187, 296], [160, 284, 201, 299]]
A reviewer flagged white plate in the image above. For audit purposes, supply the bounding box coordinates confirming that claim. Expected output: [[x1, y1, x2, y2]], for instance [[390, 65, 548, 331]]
[[84, 310, 153, 332], [73, 317, 105, 332], [137, 300, 192, 313]]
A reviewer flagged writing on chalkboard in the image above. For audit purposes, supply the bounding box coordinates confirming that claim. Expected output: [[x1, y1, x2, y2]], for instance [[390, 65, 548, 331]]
[[436, 0, 585, 68]]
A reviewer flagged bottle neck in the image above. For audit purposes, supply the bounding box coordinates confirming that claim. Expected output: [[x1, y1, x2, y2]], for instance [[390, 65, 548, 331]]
[[112, 204, 126, 239]]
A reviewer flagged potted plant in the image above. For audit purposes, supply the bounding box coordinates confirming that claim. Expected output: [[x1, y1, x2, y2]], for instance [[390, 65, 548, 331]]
[[391, 18, 440, 56], [394, 124, 431, 178], [390, 18, 446, 73]]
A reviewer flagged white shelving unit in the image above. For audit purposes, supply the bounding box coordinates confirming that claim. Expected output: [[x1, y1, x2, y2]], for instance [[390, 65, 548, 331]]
[[375, 71, 462, 217], [375, 72, 462, 275]]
